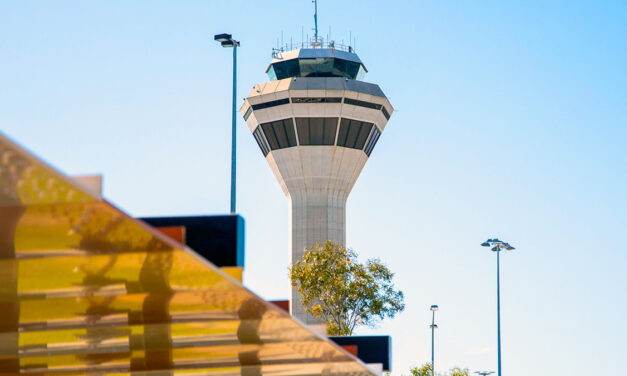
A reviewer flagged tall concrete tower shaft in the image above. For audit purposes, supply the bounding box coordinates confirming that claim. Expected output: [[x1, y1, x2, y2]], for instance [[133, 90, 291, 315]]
[[241, 46, 393, 324]]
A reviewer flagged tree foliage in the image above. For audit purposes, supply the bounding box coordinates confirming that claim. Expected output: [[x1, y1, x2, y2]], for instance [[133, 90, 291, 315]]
[[289, 240, 405, 335], [408, 363, 469, 376], [448, 367, 470, 376], [409, 363, 432, 376]]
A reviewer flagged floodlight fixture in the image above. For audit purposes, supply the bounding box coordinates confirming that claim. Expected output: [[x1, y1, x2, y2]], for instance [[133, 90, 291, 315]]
[[482, 238, 515, 252], [215, 33, 240, 48], [430, 305, 439, 311], [214, 33, 232, 42]]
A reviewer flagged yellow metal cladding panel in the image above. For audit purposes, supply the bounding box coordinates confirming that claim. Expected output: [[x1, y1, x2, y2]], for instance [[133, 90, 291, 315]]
[[0, 133, 375, 376], [220, 267, 244, 283]]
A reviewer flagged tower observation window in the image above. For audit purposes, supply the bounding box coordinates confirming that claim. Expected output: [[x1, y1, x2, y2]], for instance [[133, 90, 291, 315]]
[[268, 60, 300, 81], [344, 98, 383, 110], [251, 98, 290, 111], [381, 106, 391, 120], [253, 126, 270, 156], [267, 58, 365, 80], [332, 58, 361, 79], [260, 118, 297, 150], [337, 119, 374, 150], [296, 118, 338, 145], [292, 97, 342, 103], [364, 126, 381, 157], [243, 106, 253, 121]]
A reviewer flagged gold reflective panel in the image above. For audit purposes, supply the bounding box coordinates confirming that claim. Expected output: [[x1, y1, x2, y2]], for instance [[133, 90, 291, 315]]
[[0, 133, 376, 375]]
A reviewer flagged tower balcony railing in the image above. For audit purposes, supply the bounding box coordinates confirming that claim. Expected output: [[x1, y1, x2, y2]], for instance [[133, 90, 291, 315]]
[[272, 38, 355, 58]]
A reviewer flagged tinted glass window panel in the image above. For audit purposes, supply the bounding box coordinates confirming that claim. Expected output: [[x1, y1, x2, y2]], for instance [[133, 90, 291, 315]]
[[332, 58, 347, 77], [243, 106, 253, 121], [251, 98, 290, 111], [295, 118, 338, 146], [323, 118, 338, 145], [381, 106, 390, 120], [267, 58, 364, 80], [309, 118, 324, 144], [345, 120, 362, 148], [364, 126, 381, 156], [356, 65, 366, 80], [259, 119, 296, 150], [283, 118, 297, 146], [261, 122, 280, 150], [299, 58, 335, 77], [272, 120, 289, 148], [349, 121, 363, 148], [355, 122, 374, 150], [270, 60, 300, 80], [295, 118, 309, 145], [292, 97, 342, 103], [333, 59, 361, 79], [344, 98, 382, 110], [253, 126, 270, 156], [267, 65, 278, 81], [337, 118, 351, 147], [337, 119, 374, 150]]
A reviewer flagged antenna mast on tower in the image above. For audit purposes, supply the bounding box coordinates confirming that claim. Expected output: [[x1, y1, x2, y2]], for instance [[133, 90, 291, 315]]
[[313, 0, 318, 42]]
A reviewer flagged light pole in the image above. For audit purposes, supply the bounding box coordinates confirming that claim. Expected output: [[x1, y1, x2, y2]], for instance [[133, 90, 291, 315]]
[[481, 238, 515, 376], [430, 305, 438, 376], [214, 33, 240, 214], [475, 371, 495, 376]]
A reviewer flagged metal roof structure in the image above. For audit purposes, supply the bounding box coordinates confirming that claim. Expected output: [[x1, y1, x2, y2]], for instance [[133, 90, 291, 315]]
[[0, 132, 377, 376]]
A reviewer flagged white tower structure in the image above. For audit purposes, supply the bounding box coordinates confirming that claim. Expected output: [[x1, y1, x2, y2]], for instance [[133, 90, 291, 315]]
[[241, 43, 393, 324]]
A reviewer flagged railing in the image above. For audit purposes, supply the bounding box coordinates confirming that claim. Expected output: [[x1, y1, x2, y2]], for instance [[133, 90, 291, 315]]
[[272, 38, 355, 58]]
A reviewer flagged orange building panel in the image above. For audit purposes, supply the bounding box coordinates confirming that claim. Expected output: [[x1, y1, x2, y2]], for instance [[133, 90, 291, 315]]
[[156, 225, 186, 243]]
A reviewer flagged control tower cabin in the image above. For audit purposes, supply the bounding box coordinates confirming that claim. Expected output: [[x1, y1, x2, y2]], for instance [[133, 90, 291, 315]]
[[240, 43, 393, 324]]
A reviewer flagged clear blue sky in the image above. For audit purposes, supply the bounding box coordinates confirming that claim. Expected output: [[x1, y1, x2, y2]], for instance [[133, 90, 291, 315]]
[[2, 1, 626, 375]]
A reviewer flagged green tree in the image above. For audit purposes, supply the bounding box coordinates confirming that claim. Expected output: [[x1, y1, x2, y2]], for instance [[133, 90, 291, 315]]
[[407, 363, 469, 376], [448, 367, 470, 376], [289, 240, 405, 335], [409, 363, 432, 376]]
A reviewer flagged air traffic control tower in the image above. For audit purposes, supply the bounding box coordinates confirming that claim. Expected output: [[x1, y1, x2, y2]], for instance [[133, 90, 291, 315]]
[[241, 41, 393, 324]]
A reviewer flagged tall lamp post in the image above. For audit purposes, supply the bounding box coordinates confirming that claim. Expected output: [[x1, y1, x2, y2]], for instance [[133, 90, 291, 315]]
[[481, 238, 515, 376], [214, 33, 240, 214], [430, 305, 438, 376]]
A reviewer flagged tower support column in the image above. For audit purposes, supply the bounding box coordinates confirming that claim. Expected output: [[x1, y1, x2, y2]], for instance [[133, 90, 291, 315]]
[[289, 189, 347, 324]]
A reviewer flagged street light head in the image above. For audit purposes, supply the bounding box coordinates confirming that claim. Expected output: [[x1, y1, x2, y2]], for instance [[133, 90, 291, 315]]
[[430, 305, 439, 311], [214, 33, 232, 42], [481, 242, 490, 247], [506, 246, 515, 250], [430, 324, 438, 329], [214, 33, 239, 48], [491, 246, 499, 252]]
